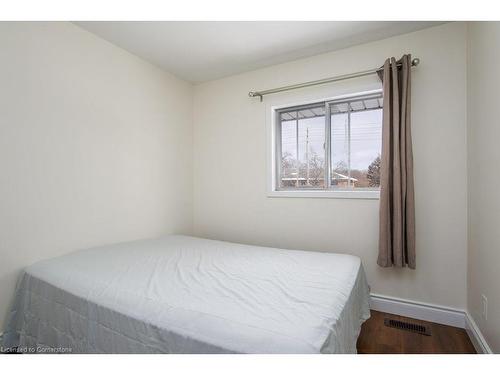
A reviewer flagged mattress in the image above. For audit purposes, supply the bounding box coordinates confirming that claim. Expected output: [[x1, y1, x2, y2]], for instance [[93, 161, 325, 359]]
[[2, 235, 370, 354]]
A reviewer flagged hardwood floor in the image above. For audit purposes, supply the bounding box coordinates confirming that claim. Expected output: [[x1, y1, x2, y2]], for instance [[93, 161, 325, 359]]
[[357, 310, 476, 354]]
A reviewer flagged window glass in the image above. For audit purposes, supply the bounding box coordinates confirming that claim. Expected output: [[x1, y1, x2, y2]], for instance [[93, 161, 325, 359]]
[[276, 93, 382, 192], [279, 106, 325, 188], [350, 109, 382, 189], [331, 113, 349, 188], [280, 118, 298, 188]]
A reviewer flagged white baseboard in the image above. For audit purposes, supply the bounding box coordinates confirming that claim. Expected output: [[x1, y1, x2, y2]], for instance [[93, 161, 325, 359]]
[[370, 293, 466, 328], [465, 313, 493, 354], [370, 293, 492, 353]]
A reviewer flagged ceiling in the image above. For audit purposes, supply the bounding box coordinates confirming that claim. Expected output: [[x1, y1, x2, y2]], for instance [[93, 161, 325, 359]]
[[76, 21, 444, 83]]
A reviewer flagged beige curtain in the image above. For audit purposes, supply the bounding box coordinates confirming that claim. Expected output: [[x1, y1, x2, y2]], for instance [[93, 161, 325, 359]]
[[377, 55, 416, 269]]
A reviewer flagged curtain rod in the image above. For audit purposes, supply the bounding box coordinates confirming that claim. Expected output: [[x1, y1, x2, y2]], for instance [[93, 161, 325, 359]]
[[248, 57, 420, 101]]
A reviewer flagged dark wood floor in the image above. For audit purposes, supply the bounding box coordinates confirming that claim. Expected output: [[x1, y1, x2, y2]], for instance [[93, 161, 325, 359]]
[[357, 310, 476, 354]]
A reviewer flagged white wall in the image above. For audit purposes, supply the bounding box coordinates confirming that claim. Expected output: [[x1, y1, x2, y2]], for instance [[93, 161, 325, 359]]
[[467, 22, 500, 353], [193, 22, 468, 309], [0, 22, 193, 327]]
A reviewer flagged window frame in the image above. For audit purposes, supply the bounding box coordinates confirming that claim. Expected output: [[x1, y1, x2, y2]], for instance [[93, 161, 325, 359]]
[[269, 90, 383, 199]]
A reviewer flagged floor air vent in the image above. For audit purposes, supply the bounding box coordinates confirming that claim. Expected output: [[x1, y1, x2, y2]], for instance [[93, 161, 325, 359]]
[[384, 318, 431, 336]]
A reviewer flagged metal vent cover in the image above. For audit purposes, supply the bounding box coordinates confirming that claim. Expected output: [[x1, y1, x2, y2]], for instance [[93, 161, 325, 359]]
[[384, 318, 431, 336]]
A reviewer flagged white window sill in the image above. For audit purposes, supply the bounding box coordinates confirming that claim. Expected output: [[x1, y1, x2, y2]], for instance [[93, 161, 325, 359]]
[[267, 190, 380, 199]]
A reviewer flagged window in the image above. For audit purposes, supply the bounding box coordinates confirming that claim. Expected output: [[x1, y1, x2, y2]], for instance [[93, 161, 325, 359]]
[[273, 92, 383, 198]]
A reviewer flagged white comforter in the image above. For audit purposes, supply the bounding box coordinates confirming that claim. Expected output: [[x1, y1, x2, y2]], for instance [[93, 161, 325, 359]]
[[2, 235, 370, 353]]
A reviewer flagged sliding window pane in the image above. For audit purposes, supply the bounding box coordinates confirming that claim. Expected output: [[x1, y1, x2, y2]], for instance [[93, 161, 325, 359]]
[[279, 106, 325, 188], [350, 109, 382, 189], [331, 113, 350, 188], [297, 113, 326, 187], [280, 118, 298, 188]]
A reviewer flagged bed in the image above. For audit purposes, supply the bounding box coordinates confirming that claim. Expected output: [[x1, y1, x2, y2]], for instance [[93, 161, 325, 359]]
[[2, 235, 370, 354]]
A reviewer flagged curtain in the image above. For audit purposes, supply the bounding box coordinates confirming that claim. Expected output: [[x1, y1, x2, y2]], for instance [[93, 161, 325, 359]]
[[376, 55, 416, 269]]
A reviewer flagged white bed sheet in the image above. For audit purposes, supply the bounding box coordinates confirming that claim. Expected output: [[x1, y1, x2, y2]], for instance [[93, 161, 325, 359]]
[[2, 235, 370, 353]]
